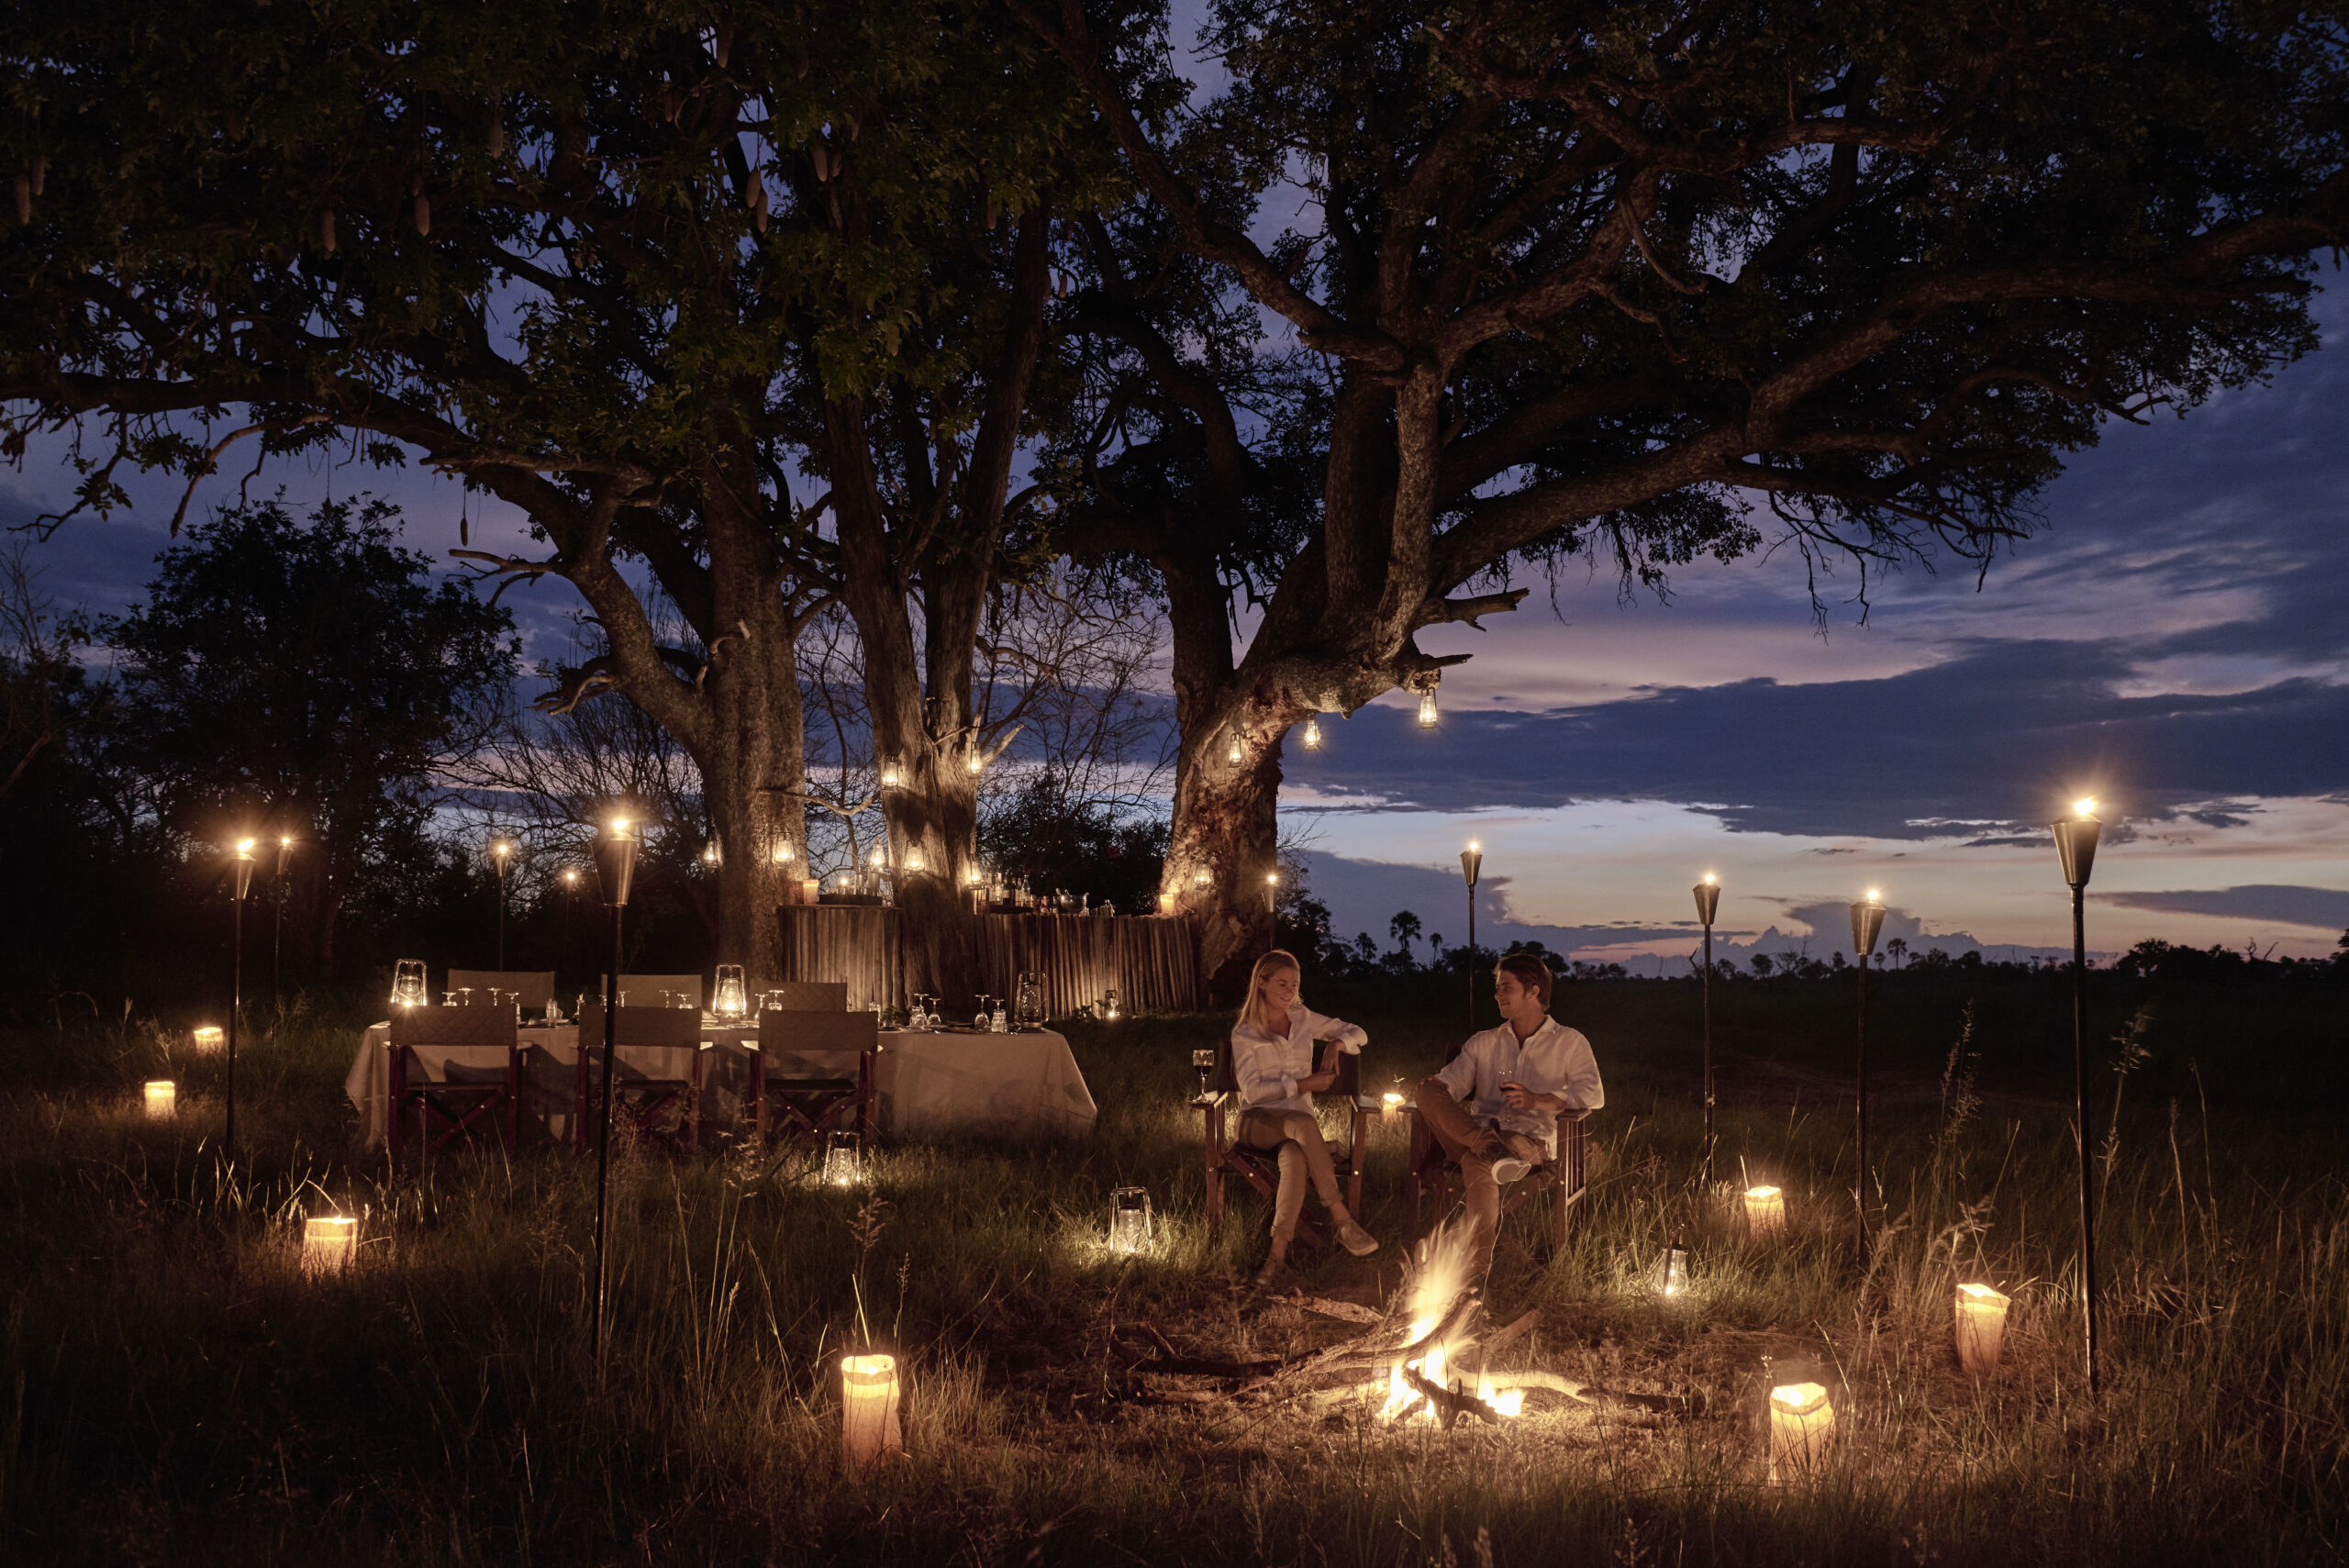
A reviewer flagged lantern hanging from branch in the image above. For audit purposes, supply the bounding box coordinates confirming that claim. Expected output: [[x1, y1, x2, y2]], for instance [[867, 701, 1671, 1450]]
[[143, 1080, 177, 1119], [1302, 715, 1321, 751], [1744, 1185, 1787, 1240], [840, 1353, 904, 1474], [302, 1216, 359, 1277], [1955, 1283, 2011, 1373], [1108, 1185, 1152, 1253], [1767, 1382, 1836, 1481], [772, 838, 796, 866], [824, 1129, 863, 1186], [1225, 733, 1244, 766]]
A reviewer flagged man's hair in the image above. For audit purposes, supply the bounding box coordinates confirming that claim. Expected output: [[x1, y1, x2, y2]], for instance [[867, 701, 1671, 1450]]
[[1496, 951, 1553, 1010]]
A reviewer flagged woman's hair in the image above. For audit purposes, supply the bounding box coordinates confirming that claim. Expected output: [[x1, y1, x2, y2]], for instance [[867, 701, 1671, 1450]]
[[1236, 948, 1303, 1029], [1496, 951, 1553, 1009]]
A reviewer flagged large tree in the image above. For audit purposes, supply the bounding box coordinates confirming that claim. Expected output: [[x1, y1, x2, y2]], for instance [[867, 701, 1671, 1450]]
[[0, 1, 1090, 985], [1022, 0, 2349, 1000], [103, 496, 516, 973]]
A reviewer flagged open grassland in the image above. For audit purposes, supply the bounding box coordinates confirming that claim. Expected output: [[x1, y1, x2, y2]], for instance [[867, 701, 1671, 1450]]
[[2, 976, 2343, 1565]]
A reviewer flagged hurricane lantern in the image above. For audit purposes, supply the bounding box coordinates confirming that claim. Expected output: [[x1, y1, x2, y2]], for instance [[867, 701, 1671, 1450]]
[[713, 965, 748, 1019], [840, 1354, 904, 1474], [1226, 733, 1244, 766], [1302, 715, 1322, 751], [1108, 1185, 1153, 1254], [1649, 1237, 1691, 1298], [824, 1129, 864, 1186], [1416, 684, 1440, 728], [1955, 1282, 2011, 1374]]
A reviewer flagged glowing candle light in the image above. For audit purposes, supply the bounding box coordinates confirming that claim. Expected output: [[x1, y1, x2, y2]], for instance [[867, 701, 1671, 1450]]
[[1156, 891, 1175, 917], [772, 839, 796, 865], [1955, 1283, 2011, 1373], [966, 751, 985, 775], [824, 1129, 863, 1186], [1768, 1382, 1836, 1480], [1650, 1238, 1691, 1297], [840, 1354, 903, 1474], [1416, 687, 1439, 728], [143, 1080, 177, 1119], [713, 964, 748, 1019], [905, 845, 927, 874], [1302, 716, 1321, 751], [192, 1025, 225, 1053], [302, 1215, 359, 1277], [1744, 1185, 1787, 1240], [1226, 734, 1244, 765], [1382, 1090, 1404, 1126]]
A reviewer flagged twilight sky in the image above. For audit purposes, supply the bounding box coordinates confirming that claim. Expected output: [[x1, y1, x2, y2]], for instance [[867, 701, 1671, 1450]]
[[10, 291, 2346, 971]]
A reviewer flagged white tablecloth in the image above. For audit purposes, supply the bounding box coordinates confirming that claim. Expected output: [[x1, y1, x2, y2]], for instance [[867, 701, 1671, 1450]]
[[345, 1024, 1096, 1147]]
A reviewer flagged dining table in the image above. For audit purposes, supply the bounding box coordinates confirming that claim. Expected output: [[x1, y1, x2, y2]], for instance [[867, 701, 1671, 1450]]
[[344, 1016, 1097, 1148]]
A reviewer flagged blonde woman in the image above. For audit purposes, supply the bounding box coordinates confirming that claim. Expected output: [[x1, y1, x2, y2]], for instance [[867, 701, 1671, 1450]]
[[1230, 949, 1380, 1289]]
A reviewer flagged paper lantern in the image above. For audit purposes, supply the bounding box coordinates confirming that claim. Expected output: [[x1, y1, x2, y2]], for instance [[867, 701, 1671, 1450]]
[[1382, 1091, 1403, 1125], [840, 1353, 904, 1474], [823, 1129, 863, 1186], [143, 1080, 177, 1119], [1955, 1283, 2011, 1373], [1768, 1382, 1835, 1479], [302, 1216, 359, 1277], [1744, 1185, 1787, 1239], [1108, 1186, 1152, 1253], [191, 1025, 225, 1053]]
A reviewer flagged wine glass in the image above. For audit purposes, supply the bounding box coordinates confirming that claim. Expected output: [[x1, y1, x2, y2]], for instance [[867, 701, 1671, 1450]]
[[973, 995, 994, 1030], [1191, 1048, 1216, 1097]]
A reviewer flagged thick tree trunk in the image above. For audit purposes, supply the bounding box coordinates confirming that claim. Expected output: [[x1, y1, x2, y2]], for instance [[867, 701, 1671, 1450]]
[[1165, 719, 1285, 1008]]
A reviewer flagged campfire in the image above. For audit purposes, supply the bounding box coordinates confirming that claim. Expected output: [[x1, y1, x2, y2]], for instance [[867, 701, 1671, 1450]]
[[1110, 1220, 1690, 1429]]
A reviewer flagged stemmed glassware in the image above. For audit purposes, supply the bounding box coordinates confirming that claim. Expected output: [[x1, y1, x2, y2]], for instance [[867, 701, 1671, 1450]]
[[1191, 1048, 1217, 1097], [973, 996, 994, 1030]]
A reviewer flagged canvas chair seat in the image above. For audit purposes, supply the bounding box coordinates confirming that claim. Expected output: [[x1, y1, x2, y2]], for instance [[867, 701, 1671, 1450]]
[[1199, 1038, 1370, 1251], [573, 1005, 705, 1155], [386, 1004, 521, 1159], [1404, 1106, 1590, 1262], [752, 1009, 875, 1151]]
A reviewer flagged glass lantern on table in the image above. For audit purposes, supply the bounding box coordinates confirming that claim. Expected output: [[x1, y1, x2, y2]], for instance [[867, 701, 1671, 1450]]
[[1015, 973, 1046, 1030], [391, 960, 428, 1009], [712, 965, 748, 1021]]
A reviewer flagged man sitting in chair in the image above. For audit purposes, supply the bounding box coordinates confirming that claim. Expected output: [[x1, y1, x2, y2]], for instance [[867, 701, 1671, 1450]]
[[1417, 951, 1604, 1278]]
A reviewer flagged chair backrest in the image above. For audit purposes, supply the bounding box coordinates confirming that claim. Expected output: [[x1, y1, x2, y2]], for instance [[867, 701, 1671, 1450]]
[[607, 973, 703, 1008], [757, 1008, 876, 1073], [763, 980, 846, 1012], [447, 969, 556, 1008], [389, 1005, 518, 1049], [576, 1004, 702, 1050]]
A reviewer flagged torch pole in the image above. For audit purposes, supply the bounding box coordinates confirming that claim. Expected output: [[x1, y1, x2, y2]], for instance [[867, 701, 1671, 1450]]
[[1465, 886, 1476, 1030], [1700, 919, 1714, 1186], [272, 869, 284, 1007], [1854, 950, 1869, 1252], [495, 862, 507, 973], [2073, 883, 2100, 1395], [591, 903, 623, 1369], [228, 892, 243, 1155]]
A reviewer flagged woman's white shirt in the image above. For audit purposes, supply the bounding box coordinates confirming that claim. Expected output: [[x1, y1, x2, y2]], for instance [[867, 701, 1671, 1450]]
[[1230, 1002, 1367, 1114]]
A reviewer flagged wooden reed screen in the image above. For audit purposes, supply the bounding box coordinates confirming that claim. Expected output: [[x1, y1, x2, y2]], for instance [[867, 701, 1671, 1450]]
[[773, 906, 1199, 1016]]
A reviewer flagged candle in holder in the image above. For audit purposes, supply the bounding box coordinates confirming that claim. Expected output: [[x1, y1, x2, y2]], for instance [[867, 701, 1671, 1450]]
[[1955, 1283, 2011, 1373], [1743, 1185, 1787, 1240], [191, 1025, 225, 1054], [143, 1080, 177, 1119], [1157, 891, 1175, 917], [823, 1129, 863, 1186], [1767, 1382, 1836, 1480], [802, 877, 820, 905], [302, 1216, 359, 1277], [1381, 1090, 1403, 1126], [840, 1353, 903, 1474]]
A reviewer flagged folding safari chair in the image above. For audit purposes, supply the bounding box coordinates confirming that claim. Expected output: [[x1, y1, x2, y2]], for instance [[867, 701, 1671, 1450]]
[[574, 1004, 706, 1155], [1404, 1105, 1590, 1262], [386, 1005, 521, 1159], [751, 1008, 877, 1151], [1197, 1039, 1371, 1248]]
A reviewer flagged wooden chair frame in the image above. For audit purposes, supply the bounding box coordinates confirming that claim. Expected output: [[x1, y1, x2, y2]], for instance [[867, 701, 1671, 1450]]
[[573, 1005, 706, 1155], [751, 1009, 877, 1151], [386, 1006, 520, 1160], [1198, 1040, 1370, 1248], [1404, 1105, 1590, 1261]]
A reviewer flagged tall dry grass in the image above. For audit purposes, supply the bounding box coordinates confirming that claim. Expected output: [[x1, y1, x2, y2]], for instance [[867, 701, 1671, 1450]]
[[0, 982, 2342, 1564]]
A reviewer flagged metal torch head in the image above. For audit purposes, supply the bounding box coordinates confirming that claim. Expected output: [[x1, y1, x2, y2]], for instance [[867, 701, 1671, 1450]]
[[274, 834, 295, 877], [593, 819, 640, 906], [1461, 842, 1483, 888], [2050, 814, 2101, 889], [1849, 897, 1886, 959], [231, 838, 258, 900], [1693, 879, 1720, 927]]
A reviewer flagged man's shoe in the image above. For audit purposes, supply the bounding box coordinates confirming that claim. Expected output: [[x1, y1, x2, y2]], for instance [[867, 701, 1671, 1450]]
[[1251, 1256, 1287, 1293], [1490, 1155, 1531, 1186], [1336, 1218, 1380, 1257]]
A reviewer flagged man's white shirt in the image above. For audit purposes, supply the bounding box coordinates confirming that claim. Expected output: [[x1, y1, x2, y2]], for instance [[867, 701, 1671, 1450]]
[[1431, 1016, 1604, 1157], [1230, 1002, 1367, 1114]]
